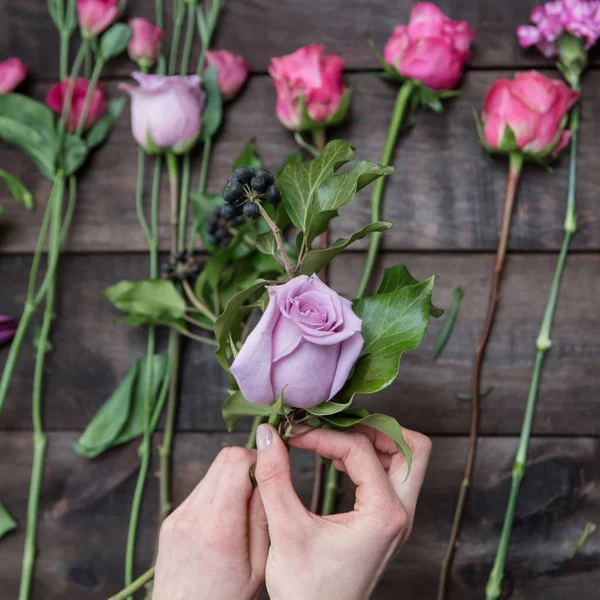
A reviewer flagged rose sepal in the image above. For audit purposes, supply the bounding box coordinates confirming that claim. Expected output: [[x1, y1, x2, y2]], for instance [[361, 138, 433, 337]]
[[296, 88, 352, 133], [556, 33, 587, 88]]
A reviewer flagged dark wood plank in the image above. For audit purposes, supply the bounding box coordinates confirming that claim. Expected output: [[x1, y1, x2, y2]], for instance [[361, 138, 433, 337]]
[[0, 0, 595, 78], [0, 432, 598, 599], [1, 71, 600, 253], [1, 252, 598, 435]]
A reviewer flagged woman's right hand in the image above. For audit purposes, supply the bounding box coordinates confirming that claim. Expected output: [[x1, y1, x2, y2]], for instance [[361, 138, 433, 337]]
[[254, 423, 432, 600]]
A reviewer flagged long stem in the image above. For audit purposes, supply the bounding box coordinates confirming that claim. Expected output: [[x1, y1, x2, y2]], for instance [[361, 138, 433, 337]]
[[178, 154, 191, 253], [168, 0, 185, 75], [355, 80, 415, 298], [75, 57, 104, 136], [257, 203, 296, 278], [245, 416, 264, 449], [188, 137, 213, 253], [320, 461, 339, 516], [57, 40, 88, 136], [109, 567, 156, 600], [135, 149, 152, 246], [438, 152, 524, 600], [180, 1, 196, 75], [485, 101, 580, 600], [167, 153, 179, 260], [59, 30, 69, 80]]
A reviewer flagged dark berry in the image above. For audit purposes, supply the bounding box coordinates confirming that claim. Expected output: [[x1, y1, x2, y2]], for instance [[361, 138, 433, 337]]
[[233, 167, 254, 184], [260, 169, 275, 187], [221, 204, 237, 220], [219, 237, 231, 248], [250, 174, 268, 193], [234, 215, 245, 226], [243, 202, 260, 218], [223, 181, 244, 203], [207, 212, 219, 227], [264, 185, 282, 205], [175, 251, 187, 262]]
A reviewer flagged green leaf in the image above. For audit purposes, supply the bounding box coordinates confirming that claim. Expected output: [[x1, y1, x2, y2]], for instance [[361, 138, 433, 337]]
[[221, 390, 273, 432], [419, 86, 444, 114], [86, 97, 127, 150], [200, 64, 223, 139], [214, 279, 269, 370], [74, 354, 168, 457], [104, 279, 186, 330], [0, 170, 33, 209], [300, 221, 391, 275], [190, 191, 224, 253], [62, 134, 88, 176], [455, 385, 494, 403], [232, 140, 262, 171], [278, 140, 393, 245], [277, 151, 302, 176], [349, 274, 435, 395], [433, 286, 463, 359], [0, 501, 17, 539], [99, 23, 132, 61], [306, 398, 354, 416]]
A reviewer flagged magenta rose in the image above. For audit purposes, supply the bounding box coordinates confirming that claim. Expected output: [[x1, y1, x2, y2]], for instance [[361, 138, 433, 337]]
[[0, 58, 27, 94], [231, 275, 364, 409], [268, 45, 347, 131], [76, 0, 120, 38], [384, 2, 475, 90], [128, 18, 163, 67], [205, 50, 249, 100], [482, 71, 579, 157]]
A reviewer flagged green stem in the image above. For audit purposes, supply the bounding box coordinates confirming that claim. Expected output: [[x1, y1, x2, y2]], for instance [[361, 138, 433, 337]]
[[75, 57, 104, 136], [109, 567, 155, 600], [178, 154, 191, 252], [59, 30, 69, 80], [246, 416, 264, 449], [320, 461, 339, 516], [168, 0, 185, 75], [135, 149, 152, 247], [60, 175, 77, 245], [155, 0, 164, 28], [311, 127, 326, 153], [180, 1, 196, 75], [150, 156, 162, 271], [485, 101, 580, 600], [167, 153, 179, 260], [57, 41, 88, 136], [188, 138, 213, 253], [356, 80, 415, 298]]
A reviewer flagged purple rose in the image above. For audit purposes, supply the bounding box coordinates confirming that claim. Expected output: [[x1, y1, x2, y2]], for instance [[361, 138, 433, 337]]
[[120, 73, 205, 153], [231, 275, 364, 409], [0, 315, 18, 346]]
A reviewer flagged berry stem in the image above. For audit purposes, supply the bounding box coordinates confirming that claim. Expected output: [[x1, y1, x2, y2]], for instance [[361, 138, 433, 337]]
[[182, 279, 217, 321], [257, 203, 296, 278]]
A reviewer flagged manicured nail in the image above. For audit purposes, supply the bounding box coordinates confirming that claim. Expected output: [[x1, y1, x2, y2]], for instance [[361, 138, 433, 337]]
[[256, 424, 273, 451]]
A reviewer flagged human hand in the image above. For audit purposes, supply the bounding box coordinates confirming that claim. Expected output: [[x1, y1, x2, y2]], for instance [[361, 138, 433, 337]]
[[153, 446, 269, 600], [254, 423, 432, 600]]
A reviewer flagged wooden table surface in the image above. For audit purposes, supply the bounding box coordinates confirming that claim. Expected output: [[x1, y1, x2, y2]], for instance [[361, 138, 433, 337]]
[[1, 1, 599, 598]]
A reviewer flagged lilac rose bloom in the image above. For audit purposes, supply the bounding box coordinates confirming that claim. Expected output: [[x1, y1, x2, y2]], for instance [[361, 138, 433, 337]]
[[231, 274, 364, 409]]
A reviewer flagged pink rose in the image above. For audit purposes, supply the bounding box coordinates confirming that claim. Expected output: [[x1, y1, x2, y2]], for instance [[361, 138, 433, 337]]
[[205, 50, 249, 100], [46, 77, 107, 132], [268, 45, 347, 131], [0, 58, 27, 94], [120, 73, 205, 153], [77, 0, 120, 37], [128, 18, 163, 67], [384, 2, 475, 90], [482, 71, 579, 156], [231, 275, 364, 409], [0, 315, 18, 346]]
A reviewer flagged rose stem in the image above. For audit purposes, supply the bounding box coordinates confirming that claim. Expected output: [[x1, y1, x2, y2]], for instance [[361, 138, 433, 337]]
[[293, 132, 319, 157], [108, 567, 156, 600], [168, 0, 185, 75], [355, 79, 415, 298], [485, 93, 581, 600], [180, 0, 195, 75], [437, 152, 524, 600], [246, 416, 263, 450], [257, 203, 296, 278]]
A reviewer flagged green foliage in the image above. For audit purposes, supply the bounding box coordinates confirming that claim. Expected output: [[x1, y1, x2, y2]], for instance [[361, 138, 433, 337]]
[[278, 140, 393, 247], [232, 140, 262, 171], [222, 391, 274, 432], [433, 286, 464, 359], [104, 279, 187, 331], [0, 169, 33, 209], [99, 24, 132, 61], [200, 64, 223, 140], [74, 354, 168, 458], [0, 501, 16, 539], [86, 97, 127, 150]]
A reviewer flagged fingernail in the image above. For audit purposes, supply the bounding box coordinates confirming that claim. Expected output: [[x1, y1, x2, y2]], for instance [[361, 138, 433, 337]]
[[256, 424, 273, 451]]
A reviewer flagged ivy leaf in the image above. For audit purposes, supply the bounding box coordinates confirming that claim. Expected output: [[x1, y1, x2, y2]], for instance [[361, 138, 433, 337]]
[[278, 140, 392, 246], [201, 64, 223, 140], [214, 279, 269, 370], [300, 221, 391, 275], [348, 272, 435, 395], [0, 501, 17, 539], [104, 279, 186, 331], [99, 23, 132, 61], [222, 390, 273, 432], [0, 169, 33, 209], [86, 97, 127, 150], [232, 140, 262, 170]]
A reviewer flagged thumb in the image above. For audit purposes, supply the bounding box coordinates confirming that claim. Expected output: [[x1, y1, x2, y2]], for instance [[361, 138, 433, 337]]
[[255, 424, 307, 536]]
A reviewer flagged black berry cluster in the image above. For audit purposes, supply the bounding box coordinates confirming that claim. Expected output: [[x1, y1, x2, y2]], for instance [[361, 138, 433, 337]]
[[161, 251, 203, 281], [206, 206, 243, 248], [222, 167, 282, 220]]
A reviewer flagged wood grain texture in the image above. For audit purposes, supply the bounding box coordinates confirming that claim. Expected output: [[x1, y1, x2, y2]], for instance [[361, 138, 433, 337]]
[[1, 0, 597, 78], [1, 252, 598, 435], [1, 72, 599, 253], [0, 432, 598, 599]]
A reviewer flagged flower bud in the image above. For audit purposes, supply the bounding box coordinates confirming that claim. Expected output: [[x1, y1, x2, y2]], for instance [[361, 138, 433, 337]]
[[204, 50, 249, 100], [0, 58, 27, 94], [76, 0, 120, 38], [268, 45, 348, 131], [481, 71, 579, 158], [120, 73, 205, 154], [0, 316, 18, 346], [46, 77, 107, 132], [128, 18, 163, 68]]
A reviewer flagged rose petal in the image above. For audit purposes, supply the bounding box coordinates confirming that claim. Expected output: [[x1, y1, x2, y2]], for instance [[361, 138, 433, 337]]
[[327, 330, 364, 400]]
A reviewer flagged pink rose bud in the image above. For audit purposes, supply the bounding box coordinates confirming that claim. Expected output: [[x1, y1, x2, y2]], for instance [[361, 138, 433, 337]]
[[77, 0, 120, 38], [120, 73, 205, 153], [128, 18, 163, 67], [268, 45, 347, 131], [481, 70, 579, 157], [0, 58, 28, 94], [231, 275, 364, 409], [0, 315, 18, 346], [46, 77, 107, 132], [384, 2, 475, 90], [204, 50, 249, 100]]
